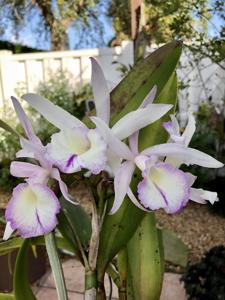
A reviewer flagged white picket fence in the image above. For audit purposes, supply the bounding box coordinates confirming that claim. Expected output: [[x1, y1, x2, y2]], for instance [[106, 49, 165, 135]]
[[0, 40, 224, 124], [0, 41, 133, 110]]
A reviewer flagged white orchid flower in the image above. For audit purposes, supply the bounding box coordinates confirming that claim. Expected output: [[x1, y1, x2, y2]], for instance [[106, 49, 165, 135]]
[[162, 114, 220, 205], [3, 97, 73, 240], [91, 113, 223, 214], [21, 58, 172, 175]]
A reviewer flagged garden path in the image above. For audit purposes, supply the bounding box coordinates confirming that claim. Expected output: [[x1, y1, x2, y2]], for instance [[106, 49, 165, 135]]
[[34, 258, 187, 300]]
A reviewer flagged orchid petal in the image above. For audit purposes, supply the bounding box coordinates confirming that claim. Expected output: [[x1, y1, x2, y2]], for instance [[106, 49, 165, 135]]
[[127, 188, 149, 212], [46, 127, 106, 174], [11, 96, 41, 144], [50, 168, 77, 204], [141, 143, 224, 168], [138, 162, 189, 213], [91, 116, 133, 160], [189, 188, 218, 205], [3, 222, 14, 240], [163, 117, 184, 143], [46, 127, 89, 173], [5, 183, 60, 238], [16, 148, 35, 159], [22, 93, 86, 131], [110, 161, 135, 214], [79, 129, 107, 174], [129, 131, 139, 155], [106, 149, 122, 175], [186, 172, 197, 186], [138, 176, 168, 210], [139, 85, 157, 108], [20, 137, 42, 155], [20, 137, 50, 169], [182, 113, 196, 146], [90, 57, 110, 125], [111, 104, 172, 140], [163, 121, 183, 143], [170, 115, 180, 135], [10, 162, 49, 184], [134, 154, 150, 171]]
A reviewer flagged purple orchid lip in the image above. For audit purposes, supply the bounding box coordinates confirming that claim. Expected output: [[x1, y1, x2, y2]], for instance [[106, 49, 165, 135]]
[[137, 162, 190, 214], [66, 154, 77, 168], [5, 183, 60, 238], [137, 177, 167, 210], [46, 127, 108, 175]]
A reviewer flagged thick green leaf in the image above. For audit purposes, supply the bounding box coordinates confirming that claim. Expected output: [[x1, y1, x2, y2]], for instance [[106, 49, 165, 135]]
[[0, 294, 15, 299], [13, 239, 36, 300], [126, 272, 135, 300], [0, 236, 74, 256], [162, 229, 188, 267], [110, 40, 182, 123], [97, 69, 179, 279], [127, 214, 164, 300], [45, 232, 68, 300]]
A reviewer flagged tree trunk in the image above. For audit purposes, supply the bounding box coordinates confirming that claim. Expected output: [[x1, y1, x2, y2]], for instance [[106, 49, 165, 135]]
[[50, 20, 68, 50], [35, 0, 68, 50]]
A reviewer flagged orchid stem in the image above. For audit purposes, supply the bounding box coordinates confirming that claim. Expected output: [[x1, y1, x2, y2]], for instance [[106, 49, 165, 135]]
[[84, 178, 101, 298], [106, 263, 120, 287]]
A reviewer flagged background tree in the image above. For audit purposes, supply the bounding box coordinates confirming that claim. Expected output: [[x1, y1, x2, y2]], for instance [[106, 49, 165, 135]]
[[108, 0, 225, 65], [0, 0, 100, 50]]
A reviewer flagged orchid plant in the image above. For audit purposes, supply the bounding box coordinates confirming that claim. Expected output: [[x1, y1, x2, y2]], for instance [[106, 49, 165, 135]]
[[0, 41, 223, 300]]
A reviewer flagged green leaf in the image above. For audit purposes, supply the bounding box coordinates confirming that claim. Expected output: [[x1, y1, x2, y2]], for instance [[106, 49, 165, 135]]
[[0, 238, 24, 255], [57, 210, 82, 259], [0, 294, 15, 299], [110, 40, 182, 123], [0, 120, 19, 137], [162, 229, 188, 267], [127, 214, 164, 300], [13, 239, 36, 300], [0, 236, 74, 256], [45, 232, 68, 300], [97, 44, 180, 279], [60, 197, 91, 249], [35, 236, 75, 254], [57, 197, 91, 263]]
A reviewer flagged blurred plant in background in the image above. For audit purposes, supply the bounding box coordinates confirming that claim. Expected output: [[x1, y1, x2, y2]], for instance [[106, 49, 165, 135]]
[[0, 107, 22, 192], [181, 245, 225, 300]]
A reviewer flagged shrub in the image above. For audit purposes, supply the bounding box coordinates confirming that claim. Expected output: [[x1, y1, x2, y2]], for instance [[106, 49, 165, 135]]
[[181, 246, 225, 300]]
